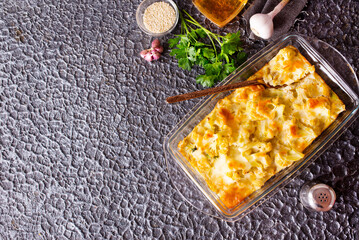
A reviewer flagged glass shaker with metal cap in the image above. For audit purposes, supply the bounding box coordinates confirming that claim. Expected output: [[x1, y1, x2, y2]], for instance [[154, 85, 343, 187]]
[[299, 182, 336, 212]]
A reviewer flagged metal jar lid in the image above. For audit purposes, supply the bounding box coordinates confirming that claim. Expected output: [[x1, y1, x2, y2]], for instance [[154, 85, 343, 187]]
[[299, 182, 336, 212]]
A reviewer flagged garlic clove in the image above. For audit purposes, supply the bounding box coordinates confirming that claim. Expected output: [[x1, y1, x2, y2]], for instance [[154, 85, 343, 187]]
[[151, 39, 161, 48], [140, 49, 150, 58], [144, 53, 153, 62], [154, 46, 164, 53], [152, 52, 161, 60]]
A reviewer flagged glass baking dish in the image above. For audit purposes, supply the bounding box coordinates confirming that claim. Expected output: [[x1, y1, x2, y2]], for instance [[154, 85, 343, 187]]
[[164, 34, 359, 221]]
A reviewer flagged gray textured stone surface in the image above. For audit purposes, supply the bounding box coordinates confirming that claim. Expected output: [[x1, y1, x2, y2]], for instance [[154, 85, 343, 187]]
[[0, 0, 358, 239]]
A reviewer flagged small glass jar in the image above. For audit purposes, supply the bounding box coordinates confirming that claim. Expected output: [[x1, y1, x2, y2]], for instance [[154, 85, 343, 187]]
[[192, 0, 247, 27]]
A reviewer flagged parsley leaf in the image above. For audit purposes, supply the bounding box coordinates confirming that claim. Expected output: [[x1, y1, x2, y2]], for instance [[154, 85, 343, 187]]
[[202, 48, 215, 60], [204, 62, 222, 76], [168, 37, 180, 48], [188, 46, 197, 62], [196, 75, 218, 87], [194, 28, 207, 38], [178, 58, 192, 71]]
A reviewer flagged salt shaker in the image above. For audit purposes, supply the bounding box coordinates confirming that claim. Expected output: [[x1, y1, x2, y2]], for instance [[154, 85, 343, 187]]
[[299, 182, 336, 212]]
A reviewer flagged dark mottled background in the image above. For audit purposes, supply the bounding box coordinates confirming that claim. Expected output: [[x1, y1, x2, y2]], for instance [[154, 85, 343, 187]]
[[0, 0, 358, 239]]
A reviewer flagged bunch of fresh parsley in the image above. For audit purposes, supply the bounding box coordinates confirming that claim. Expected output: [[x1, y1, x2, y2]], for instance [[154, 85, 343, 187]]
[[168, 10, 247, 87]]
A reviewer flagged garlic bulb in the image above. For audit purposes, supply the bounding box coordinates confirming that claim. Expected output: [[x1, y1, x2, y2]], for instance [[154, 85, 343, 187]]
[[140, 39, 163, 62], [249, 0, 290, 40]]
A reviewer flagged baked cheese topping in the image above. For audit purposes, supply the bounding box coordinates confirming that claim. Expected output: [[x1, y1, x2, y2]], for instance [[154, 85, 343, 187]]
[[178, 46, 345, 209], [247, 45, 315, 86]]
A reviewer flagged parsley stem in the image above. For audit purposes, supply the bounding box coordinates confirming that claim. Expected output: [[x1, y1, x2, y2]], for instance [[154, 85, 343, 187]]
[[179, 12, 197, 44], [182, 10, 223, 44], [182, 18, 219, 58], [184, 18, 222, 47]]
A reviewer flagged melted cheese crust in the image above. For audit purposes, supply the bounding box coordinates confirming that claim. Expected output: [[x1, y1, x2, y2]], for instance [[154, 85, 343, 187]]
[[247, 45, 315, 86], [178, 46, 345, 209]]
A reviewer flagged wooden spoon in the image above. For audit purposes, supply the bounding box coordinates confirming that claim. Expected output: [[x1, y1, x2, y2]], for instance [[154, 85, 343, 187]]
[[166, 79, 269, 104]]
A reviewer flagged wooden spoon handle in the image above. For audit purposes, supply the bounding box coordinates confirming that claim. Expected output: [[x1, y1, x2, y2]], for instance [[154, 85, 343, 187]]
[[166, 80, 265, 104]]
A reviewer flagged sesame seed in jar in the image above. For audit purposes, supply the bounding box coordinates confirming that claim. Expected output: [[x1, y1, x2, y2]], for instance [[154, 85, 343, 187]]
[[143, 2, 176, 34]]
